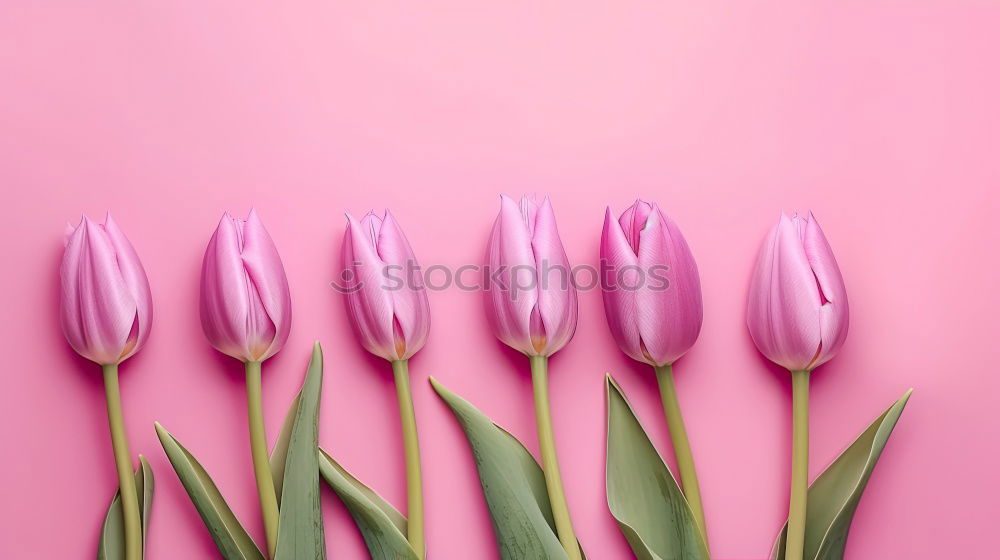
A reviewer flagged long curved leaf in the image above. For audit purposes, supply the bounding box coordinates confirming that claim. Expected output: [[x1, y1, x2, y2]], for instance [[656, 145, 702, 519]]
[[154, 422, 264, 560], [770, 389, 913, 560], [319, 449, 419, 560], [605, 376, 709, 560], [269, 393, 300, 504], [274, 342, 327, 560], [97, 455, 154, 560], [430, 377, 574, 560]]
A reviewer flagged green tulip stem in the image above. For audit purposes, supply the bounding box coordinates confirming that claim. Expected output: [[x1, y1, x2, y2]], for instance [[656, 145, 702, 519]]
[[102, 363, 142, 560], [654, 364, 709, 552], [786, 369, 811, 560], [245, 361, 280, 559], [391, 359, 426, 559], [529, 355, 582, 560]]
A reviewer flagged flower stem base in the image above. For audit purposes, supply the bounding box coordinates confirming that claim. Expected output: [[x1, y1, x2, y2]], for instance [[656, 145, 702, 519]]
[[103, 363, 142, 560], [530, 355, 582, 560]]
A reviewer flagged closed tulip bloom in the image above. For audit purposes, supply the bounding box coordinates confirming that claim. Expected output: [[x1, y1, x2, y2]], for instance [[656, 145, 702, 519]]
[[61, 213, 151, 560], [342, 210, 431, 362], [600, 200, 710, 547], [748, 212, 849, 560], [601, 200, 703, 367], [60, 214, 153, 366], [484, 194, 583, 560], [484, 195, 578, 357], [342, 208, 431, 557], [747, 212, 849, 372], [200, 209, 292, 363]]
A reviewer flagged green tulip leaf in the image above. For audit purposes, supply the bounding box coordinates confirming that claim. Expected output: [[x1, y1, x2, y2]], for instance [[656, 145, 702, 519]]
[[318, 448, 419, 560], [770, 389, 913, 560], [155, 422, 265, 560], [431, 377, 582, 560], [97, 454, 154, 560], [274, 342, 328, 560], [605, 376, 710, 560], [269, 392, 299, 504]]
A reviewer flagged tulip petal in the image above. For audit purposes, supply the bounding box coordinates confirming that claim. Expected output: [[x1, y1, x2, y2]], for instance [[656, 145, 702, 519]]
[[635, 206, 703, 366], [200, 213, 253, 361], [802, 213, 849, 369], [64, 217, 137, 364], [529, 197, 577, 356], [618, 200, 653, 254], [377, 211, 431, 359], [103, 213, 153, 361], [240, 209, 290, 361], [601, 207, 644, 363], [343, 214, 397, 360], [484, 195, 538, 355], [748, 214, 823, 371]]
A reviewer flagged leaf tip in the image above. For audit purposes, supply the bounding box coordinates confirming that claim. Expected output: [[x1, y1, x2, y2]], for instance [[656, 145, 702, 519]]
[[153, 421, 170, 441], [428, 375, 445, 394]]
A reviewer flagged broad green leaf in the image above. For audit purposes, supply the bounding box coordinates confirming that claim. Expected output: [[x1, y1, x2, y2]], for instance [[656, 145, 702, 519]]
[[770, 389, 913, 560], [155, 422, 265, 560], [269, 392, 300, 504], [605, 376, 710, 560], [430, 377, 573, 560], [97, 455, 155, 560], [274, 342, 327, 560], [318, 449, 419, 560]]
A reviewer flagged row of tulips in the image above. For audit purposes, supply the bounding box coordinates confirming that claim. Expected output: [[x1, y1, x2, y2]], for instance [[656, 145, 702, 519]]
[[60, 197, 910, 560]]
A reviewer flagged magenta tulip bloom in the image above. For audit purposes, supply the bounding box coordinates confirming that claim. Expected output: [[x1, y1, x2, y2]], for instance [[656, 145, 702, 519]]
[[747, 212, 849, 372], [200, 209, 292, 363], [600, 200, 710, 544], [484, 195, 578, 357], [484, 194, 583, 558], [601, 200, 703, 367], [60, 214, 153, 366], [342, 210, 431, 362], [61, 213, 151, 559], [342, 209, 431, 555]]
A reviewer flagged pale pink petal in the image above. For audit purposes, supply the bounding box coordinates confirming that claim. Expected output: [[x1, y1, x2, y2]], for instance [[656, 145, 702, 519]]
[[376, 210, 431, 359], [60, 219, 87, 358], [802, 212, 849, 369], [747, 219, 780, 364], [200, 213, 253, 361], [343, 213, 397, 360], [530, 197, 577, 356], [635, 206, 703, 366], [765, 215, 821, 370], [483, 195, 537, 355], [240, 209, 290, 361], [600, 207, 644, 362], [70, 218, 136, 364], [618, 199, 653, 254], [102, 213, 153, 361]]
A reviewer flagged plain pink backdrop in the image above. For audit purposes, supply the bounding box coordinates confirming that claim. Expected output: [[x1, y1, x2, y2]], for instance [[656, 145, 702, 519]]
[[1, 2, 998, 559]]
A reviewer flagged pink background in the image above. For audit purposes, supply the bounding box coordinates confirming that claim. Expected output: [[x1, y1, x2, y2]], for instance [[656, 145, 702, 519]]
[[1, 2, 998, 559]]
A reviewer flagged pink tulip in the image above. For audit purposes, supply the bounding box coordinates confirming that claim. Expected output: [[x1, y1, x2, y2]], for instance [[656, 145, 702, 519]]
[[484, 195, 578, 357], [200, 209, 291, 363], [342, 210, 431, 361], [60, 214, 153, 365], [747, 212, 849, 372], [601, 200, 703, 367]]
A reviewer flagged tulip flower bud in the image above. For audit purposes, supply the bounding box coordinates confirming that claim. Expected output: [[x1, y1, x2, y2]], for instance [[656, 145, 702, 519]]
[[341, 210, 431, 361], [60, 214, 153, 365], [200, 209, 292, 363], [746, 212, 849, 372], [484, 195, 578, 357], [601, 200, 703, 367]]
